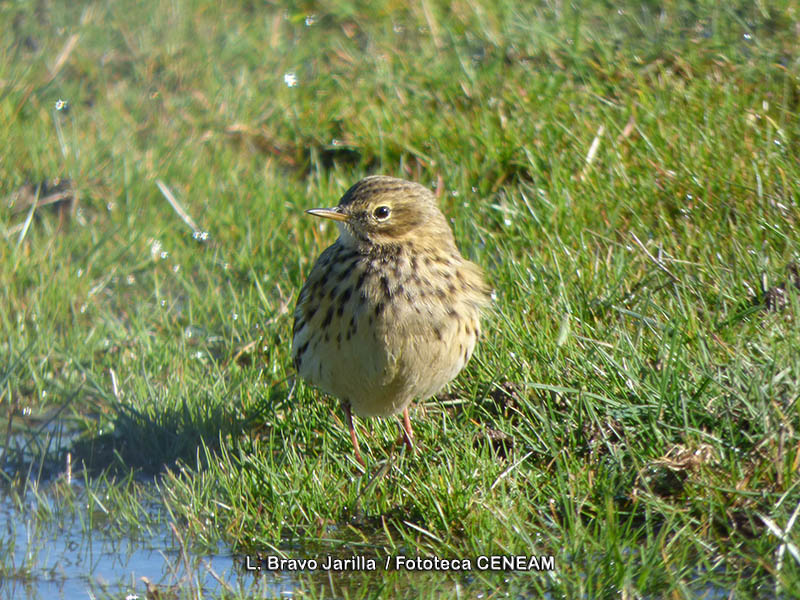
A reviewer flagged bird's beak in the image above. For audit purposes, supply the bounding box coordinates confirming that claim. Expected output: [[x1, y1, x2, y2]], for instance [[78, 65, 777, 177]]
[[306, 207, 349, 222]]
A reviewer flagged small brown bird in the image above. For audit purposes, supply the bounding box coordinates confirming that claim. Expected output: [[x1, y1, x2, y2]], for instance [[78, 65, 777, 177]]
[[292, 176, 490, 466]]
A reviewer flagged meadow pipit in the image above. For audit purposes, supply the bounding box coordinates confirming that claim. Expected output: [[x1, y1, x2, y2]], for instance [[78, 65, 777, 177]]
[[292, 176, 490, 466]]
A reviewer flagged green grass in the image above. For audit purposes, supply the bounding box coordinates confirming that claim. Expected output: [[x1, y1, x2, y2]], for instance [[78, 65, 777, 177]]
[[2, 0, 800, 597]]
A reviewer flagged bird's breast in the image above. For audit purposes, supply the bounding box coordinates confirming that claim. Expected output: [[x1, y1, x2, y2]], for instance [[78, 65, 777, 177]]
[[292, 244, 486, 417]]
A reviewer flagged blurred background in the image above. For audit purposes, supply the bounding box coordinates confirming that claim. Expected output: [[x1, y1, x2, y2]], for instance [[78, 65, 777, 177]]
[[2, 1, 799, 598]]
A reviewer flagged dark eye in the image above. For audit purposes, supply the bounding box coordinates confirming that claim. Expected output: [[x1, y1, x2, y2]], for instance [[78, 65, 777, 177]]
[[373, 206, 391, 220]]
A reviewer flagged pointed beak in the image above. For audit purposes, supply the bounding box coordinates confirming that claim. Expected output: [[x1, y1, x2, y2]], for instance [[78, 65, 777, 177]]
[[305, 207, 349, 222]]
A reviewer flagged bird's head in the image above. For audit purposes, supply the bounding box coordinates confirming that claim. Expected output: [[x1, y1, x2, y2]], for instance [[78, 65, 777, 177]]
[[305, 176, 456, 251]]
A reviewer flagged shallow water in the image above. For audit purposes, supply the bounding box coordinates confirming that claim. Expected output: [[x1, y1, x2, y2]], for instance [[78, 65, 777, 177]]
[[0, 416, 299, 599], [0, 484, 300, 599]]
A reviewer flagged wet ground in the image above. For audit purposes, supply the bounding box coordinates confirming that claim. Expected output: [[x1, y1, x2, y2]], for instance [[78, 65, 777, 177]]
[[0, 484, 301, 599], [0, 415, 301, 599]]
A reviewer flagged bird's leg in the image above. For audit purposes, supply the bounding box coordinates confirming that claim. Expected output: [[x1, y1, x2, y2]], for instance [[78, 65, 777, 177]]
[[400, 407, 414, 453], [344, 401, 365, 466]]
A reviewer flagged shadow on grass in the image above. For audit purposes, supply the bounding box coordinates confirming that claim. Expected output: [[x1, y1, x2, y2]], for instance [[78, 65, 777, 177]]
[[69, 383, 291, 478]]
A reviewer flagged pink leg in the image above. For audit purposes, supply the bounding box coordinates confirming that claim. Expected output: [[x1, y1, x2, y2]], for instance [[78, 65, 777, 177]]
[[401, 407, 414, 453], [344, 401, 365, 466]]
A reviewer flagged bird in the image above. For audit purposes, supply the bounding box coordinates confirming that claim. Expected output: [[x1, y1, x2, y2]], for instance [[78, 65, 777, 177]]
[[291, 176, 490, 466]]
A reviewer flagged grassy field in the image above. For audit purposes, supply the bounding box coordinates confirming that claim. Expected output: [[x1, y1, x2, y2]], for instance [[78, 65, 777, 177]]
[[2, 0, 800, 597]]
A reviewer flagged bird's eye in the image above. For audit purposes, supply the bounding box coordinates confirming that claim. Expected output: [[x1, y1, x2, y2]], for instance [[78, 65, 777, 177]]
[[373, 206, 391, 220]]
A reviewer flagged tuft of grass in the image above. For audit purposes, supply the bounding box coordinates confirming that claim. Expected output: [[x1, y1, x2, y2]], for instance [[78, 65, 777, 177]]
[[2, 0, 800, 597]]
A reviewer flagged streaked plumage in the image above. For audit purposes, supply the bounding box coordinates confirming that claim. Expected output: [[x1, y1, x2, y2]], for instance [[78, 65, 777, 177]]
[[292, 176, 490, 465]]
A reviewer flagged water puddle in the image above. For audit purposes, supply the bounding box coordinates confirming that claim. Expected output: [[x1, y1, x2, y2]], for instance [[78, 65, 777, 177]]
[[0, 481, 304, 599], [0, 416, 300, 599]]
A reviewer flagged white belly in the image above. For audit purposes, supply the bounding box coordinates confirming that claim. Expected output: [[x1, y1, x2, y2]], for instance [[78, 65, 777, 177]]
[[293, 295, 479, 417]]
